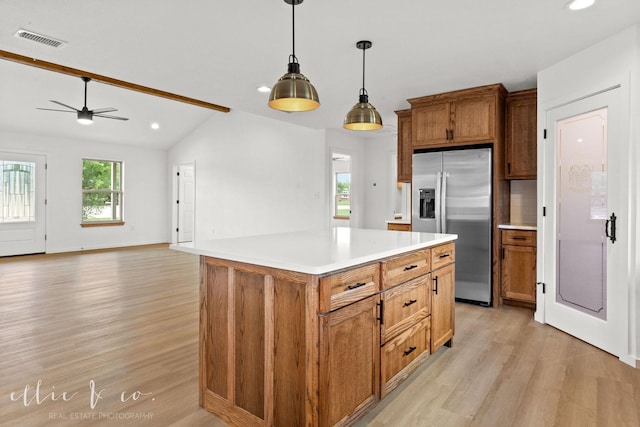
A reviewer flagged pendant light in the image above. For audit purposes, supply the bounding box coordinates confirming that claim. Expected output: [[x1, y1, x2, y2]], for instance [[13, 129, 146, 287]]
[[268, 0, 320, 112], [343, 40, 382, 131]]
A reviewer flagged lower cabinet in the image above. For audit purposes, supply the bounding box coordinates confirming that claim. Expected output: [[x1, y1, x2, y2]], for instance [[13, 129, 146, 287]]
[[431, 263, 455, 352], [198, 241, 456, 427], [501, 229, 537, 307], [319, 295, 380, 427]]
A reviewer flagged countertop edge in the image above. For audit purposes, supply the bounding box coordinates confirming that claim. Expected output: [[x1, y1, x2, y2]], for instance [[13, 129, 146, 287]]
[[498, 224, 537, 231], [171, 233, 457, 275]]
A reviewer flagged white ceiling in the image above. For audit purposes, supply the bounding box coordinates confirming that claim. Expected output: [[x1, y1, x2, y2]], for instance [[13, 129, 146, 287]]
[[1, 0, 639, 149]]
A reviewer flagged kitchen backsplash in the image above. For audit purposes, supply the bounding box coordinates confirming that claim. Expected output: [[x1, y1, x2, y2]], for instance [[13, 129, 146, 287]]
[[510, 180, 537, 225]]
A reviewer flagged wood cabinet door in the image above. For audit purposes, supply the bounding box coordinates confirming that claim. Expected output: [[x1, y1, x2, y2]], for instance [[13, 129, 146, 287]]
[[396, 110, 412, 183], [430, 263, 455, 353], [501, 244, 536, 303], [450, 95, 495, 144], [319, 295, 380, 427], [412, 103, 450, 147], [506, 93, 537, 179]]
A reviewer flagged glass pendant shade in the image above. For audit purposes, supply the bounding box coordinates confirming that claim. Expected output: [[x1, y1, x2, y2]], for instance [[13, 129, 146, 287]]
[[268, 62, 320, 112], [343, 40, 382, 131], [344, 93, 382, 130]]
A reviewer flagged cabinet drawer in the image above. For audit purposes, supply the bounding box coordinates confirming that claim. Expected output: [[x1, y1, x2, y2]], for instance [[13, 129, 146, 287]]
[[387, 223, 412, 232], [380, 249, 431, 290], [501, 229, 536, 246], [431, 242, 455, 270], [319, 263, 379, 313], [381, 316, 430, 387], [381, 274, 430, 343]]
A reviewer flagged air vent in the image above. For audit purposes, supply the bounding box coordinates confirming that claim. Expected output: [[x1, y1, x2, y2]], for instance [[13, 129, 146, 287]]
[[14, 29, 67, 48]]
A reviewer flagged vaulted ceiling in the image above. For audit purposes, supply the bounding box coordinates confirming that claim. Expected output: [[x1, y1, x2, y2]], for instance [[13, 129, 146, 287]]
[[1, 0, 639, 149]]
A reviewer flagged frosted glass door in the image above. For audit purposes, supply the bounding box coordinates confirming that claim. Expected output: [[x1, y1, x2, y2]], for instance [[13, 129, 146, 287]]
[[556, 108, 607, 319], [0, 152, 46, 256]]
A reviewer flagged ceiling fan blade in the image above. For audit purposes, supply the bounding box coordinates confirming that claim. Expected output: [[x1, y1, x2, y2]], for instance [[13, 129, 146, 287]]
[[49, 100, 80, 111], [94, 114, 129, 121], [36, 107, 76, 113], [91, 107, 118, 114]]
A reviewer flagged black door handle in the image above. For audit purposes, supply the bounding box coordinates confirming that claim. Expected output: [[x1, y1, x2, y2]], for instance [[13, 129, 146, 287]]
[[433, 276, 438, 295], [605, 213, 617, 244]]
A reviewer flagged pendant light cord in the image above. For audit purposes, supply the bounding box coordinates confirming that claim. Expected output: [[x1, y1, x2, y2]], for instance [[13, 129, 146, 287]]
[[291, 1, 297, 63], [361, 45, 367, 97]]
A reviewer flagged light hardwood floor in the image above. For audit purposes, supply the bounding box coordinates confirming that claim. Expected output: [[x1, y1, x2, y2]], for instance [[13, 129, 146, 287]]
[[1, 245, 639, 426]]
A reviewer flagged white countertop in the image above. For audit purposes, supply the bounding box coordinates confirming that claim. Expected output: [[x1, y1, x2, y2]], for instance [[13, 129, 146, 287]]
[[171, 227, 457, 275], [498, 224, 537, 231]]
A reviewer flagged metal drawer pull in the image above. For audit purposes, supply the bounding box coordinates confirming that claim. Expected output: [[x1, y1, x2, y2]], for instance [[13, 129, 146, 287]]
[[403, 265, 418, 271], [347, 282, 367, 290], [439, 253, 450, 258], [403, 299, 417, 307], [403, 346, 417, 356], [433, 276, 439, 295], [512, 236, 527, 241]]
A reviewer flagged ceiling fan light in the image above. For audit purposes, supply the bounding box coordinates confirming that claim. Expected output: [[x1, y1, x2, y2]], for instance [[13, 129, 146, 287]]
[[77, 109, 93, 125], [268, 63, 320, 112], [343, 95, 383, 131]]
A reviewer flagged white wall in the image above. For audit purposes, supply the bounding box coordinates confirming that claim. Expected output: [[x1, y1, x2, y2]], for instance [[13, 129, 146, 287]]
[[362, 133, 397, 229], [0, 130, 169, 253], [167, 110, 327, 240], [537, 25, 640, 363]]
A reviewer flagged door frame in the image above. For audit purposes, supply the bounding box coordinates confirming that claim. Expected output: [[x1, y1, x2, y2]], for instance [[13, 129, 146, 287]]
[[536, 77, 633, 366]]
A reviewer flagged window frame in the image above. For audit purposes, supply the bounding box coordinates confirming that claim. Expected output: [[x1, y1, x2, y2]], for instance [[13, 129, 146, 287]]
[[81, 158, 124, 227]]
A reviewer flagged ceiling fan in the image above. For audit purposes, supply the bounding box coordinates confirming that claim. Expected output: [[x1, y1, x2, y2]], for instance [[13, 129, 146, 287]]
[[37, 76, 129, 125]]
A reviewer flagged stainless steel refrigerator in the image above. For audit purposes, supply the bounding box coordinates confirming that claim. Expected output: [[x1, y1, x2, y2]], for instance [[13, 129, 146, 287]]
[[412, 147, 492, 305]]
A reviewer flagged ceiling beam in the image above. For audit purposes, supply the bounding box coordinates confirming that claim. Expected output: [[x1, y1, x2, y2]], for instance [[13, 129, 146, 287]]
[[0, 49, 231, 113]]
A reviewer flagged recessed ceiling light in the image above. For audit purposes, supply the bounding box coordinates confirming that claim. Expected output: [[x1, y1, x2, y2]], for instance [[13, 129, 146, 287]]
[[257, 86, 271, 93], [567, 0, 595, 10], [151, 122, 160, 130]]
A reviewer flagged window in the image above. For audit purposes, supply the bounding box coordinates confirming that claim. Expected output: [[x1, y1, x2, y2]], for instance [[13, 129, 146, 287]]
[[332, 153, 351, 219], [82, 159, 123, 225], [1, 160, 36, 223]]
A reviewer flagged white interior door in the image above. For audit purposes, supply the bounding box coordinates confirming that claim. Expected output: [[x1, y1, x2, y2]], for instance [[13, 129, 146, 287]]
[[0, 152, 46, 256], [541, 87, 628, 359], [176, 164, 195, 243]]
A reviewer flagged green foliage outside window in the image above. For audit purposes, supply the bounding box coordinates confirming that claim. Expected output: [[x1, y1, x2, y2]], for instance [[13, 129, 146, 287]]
[[82, 160, 122, 222]]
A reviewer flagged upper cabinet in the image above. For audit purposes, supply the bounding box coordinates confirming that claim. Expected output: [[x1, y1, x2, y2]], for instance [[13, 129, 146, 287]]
[[408, 84, 504, 149], [396, 109, 412, 183], [505, 89, 537, 179]]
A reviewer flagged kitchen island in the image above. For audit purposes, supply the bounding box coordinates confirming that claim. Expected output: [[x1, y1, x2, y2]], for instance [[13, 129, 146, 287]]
[[172, 228, 457, 427]]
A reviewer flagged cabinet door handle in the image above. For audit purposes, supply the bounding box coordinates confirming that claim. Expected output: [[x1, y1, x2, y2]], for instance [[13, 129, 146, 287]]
[[403, 264, 418, 271], [439, 253, 450, 259], [445, 129, 449, 140], [377, 300, 384, 324], [403, 299, 417, 307], [347, 282, 367, 290], [403, 346, 417, 356], [605, 212, 617, 244], [433, 276, 439, 295], [507, 162, 511, 174]]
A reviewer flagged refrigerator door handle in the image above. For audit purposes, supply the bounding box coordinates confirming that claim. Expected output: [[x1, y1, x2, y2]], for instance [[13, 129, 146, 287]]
[[440, 172, 448, 234], [435, 171, 442, 233]]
